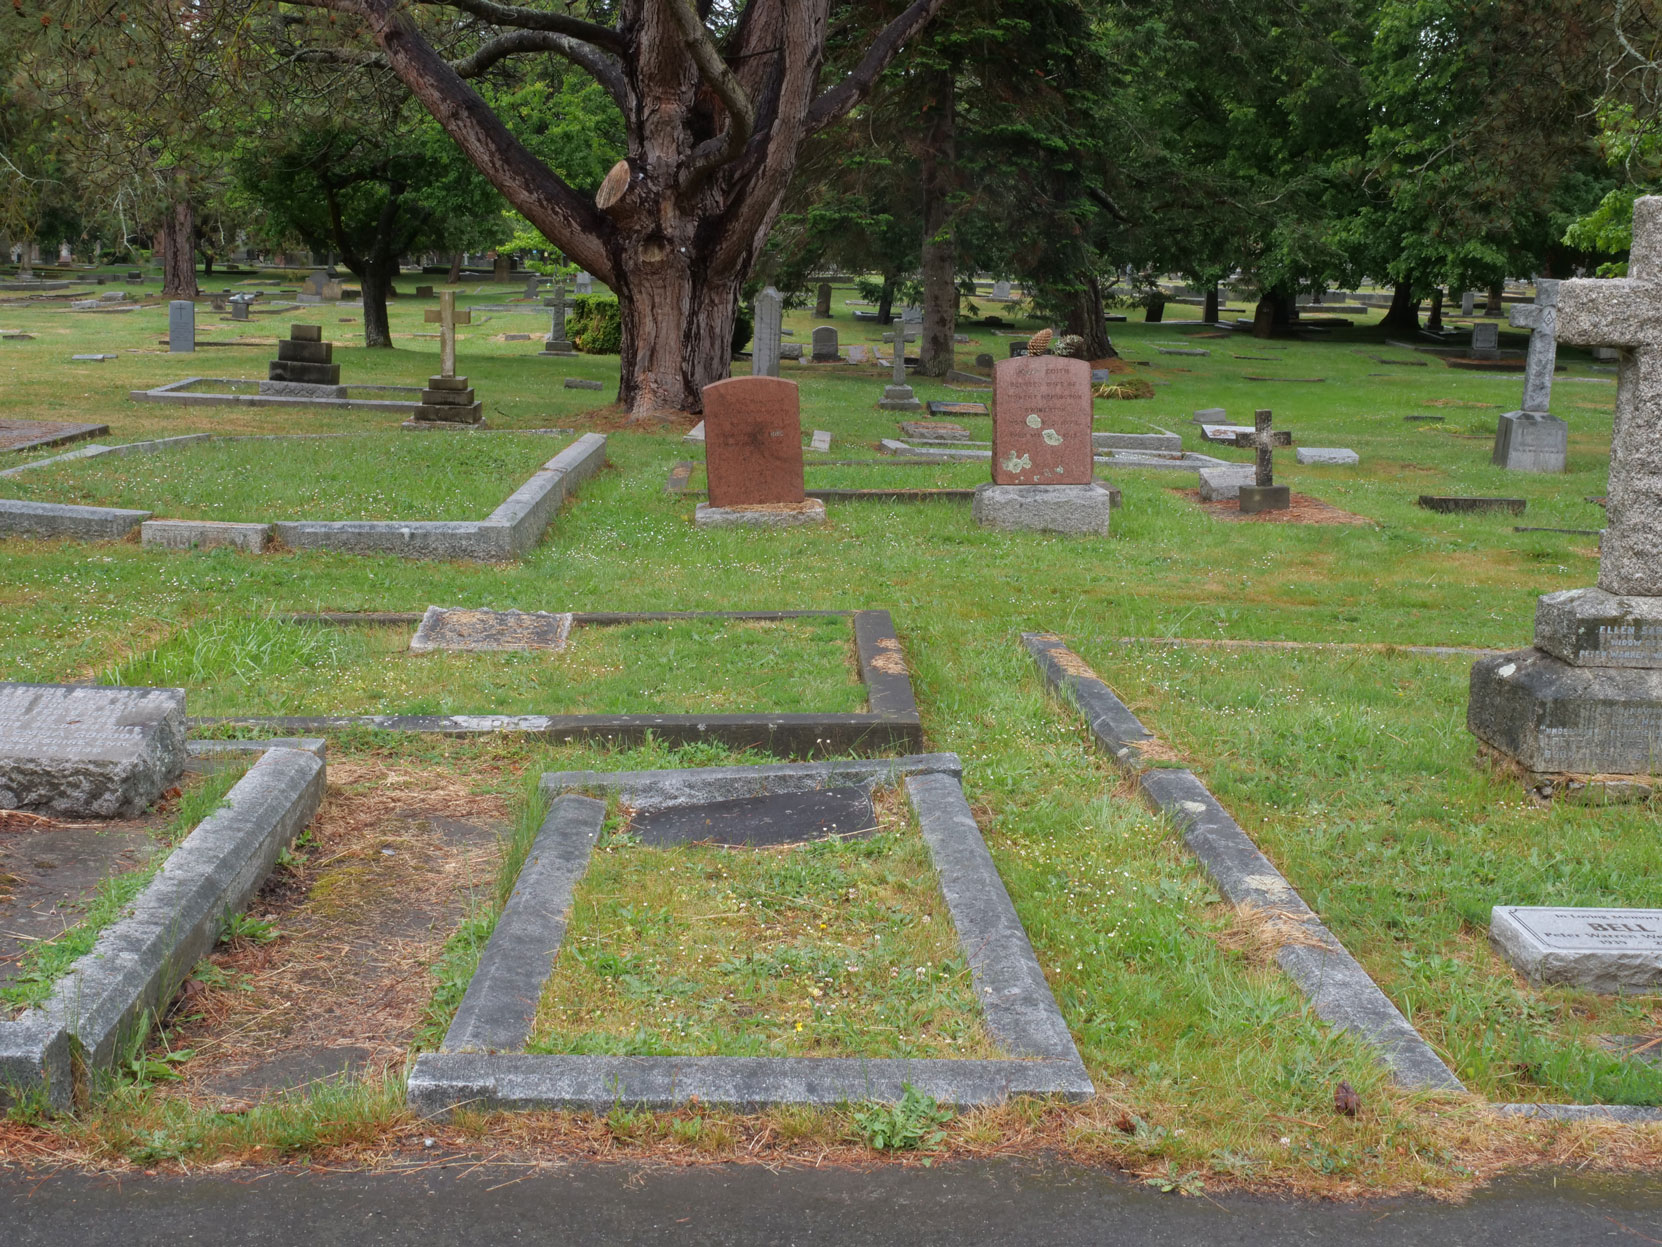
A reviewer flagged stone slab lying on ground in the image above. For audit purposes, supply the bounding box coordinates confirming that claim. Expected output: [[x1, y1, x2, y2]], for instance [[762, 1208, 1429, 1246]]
[[0, 684, 187, 819], [1092, 432, 1182, 454], [1491, 906, 1662, 993], [1295, 448, 1360, 466], [409, 606, 575, 653], [0, 745, 325, 1110], [140, 519, 273, 553], [1197, 466, 1257, 502], [1418, 496, 1526, 515], [632, 787, 877, 848], [563, 378, 605, 390]]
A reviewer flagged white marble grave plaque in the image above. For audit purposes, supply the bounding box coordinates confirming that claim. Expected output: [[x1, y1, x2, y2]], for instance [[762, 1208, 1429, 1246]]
[[1491, 905, 1662, 992], [0, 683, 186, 818]]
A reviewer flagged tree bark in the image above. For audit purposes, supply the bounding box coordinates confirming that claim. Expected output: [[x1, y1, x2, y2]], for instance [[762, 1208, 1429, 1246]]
[[348, 258, 397, 348], [159, 198, 199, 298], [876, 276, 896, 325], [448, 251, 463, 283], [1062, 275, 1114, 359], [1426, 287, 1444, 332], [1202, 284, 1219, 323], [1379, 281, 1420, 332], [919, 68, 955, 378], [1485, 282, 1503, 316]]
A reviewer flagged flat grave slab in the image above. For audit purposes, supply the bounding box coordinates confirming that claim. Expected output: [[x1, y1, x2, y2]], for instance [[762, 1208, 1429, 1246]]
[[630, 787, 877, 848], [926, 401, 989, 417], [409, 606, 575, 653], [0, 683, 187, 819], [1419, 496, 1527, 515], [899, 421, 972, 441], [1296, 448, 1360, 466], [1491, 906, 1662, 992], [0, 420, 109, 454]]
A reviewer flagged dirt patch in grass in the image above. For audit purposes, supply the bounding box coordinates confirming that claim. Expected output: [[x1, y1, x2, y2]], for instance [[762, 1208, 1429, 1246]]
[[1175, 489, 1374, 526], [155, 761, 506, 1106]]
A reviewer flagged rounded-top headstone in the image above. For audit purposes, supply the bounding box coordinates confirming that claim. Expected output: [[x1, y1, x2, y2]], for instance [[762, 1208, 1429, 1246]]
[[701, 376, 806, 508], [991, 355, 1093, 485]]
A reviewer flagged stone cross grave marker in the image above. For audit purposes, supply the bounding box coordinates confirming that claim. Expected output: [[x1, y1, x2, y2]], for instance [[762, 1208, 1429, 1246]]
[[168, 300, 195, 353], [702, 376, 806, 508], [539, 281, 574, 356], [1555, 196, 1662, 597], [753, 286, 783, 378], [1229, 409, 1290, 512], [878, 318, 921, 410], [0, 683, 186, 818], [991, 355, 1092, 485], [425, 290, 471, 378], [1493, 280, 1565, 471]]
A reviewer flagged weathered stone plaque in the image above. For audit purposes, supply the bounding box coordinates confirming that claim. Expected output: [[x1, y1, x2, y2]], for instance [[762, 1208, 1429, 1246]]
[[0, 683, 186, 818], [1491, 905, 1662, 992], [702, 376, 806, 508], [409, 607, 574, 653], [991, 356, 1092, 485]]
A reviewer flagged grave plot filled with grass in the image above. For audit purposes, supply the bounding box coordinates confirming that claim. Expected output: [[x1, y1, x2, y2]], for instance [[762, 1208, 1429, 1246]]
[[4, 433, 560, 522], [1, 761, 249, 1015], [527, 793, 997, 1060], [104, 614, 867, 718], [1063, 635, 1662, 1106]]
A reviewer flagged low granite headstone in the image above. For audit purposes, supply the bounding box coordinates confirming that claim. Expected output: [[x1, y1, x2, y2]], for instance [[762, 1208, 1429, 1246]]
[[1491, 906, 1662, 992], [168, 300, 195, 353], [409, 607, 575, 653], [0, 683, 186, 818], [1471, 321, 1500, 360], [1295, 448, 1359, 466], [811, 325, 839, 362]]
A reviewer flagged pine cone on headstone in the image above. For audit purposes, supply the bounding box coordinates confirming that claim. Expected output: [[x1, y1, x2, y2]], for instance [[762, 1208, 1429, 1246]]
[[1026, 328, 1053, 356]]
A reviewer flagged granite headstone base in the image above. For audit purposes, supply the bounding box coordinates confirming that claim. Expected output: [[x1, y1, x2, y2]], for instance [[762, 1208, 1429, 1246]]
[[258, 379, 347, 400], [1492, 411, 1568, 473], [1468, 649, 1662, 775], [878, 385, 922, 412], [971, 483, 1112, 536], [0, 684, 187, 818], [694, 500, 827, 529], [1534, 588, 1662, 668]]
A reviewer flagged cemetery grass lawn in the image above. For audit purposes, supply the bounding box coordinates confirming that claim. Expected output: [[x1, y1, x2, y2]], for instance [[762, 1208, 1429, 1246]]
[[5, 278, 1662, 1189], [527, 791, 998, 1060], [4, 434, 562, 523], [100, 614, 866, 718], [1, 762, 249, 1014]]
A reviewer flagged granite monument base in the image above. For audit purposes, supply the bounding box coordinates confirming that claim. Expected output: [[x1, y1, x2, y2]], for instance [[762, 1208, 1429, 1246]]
[[877, 385, 922, 412], [1533, 588, 1660, 668], [971, 482, 1112, 536], [1492, 411, 1567, 473], [694, 500, 827, 529], [1468, 649, 1662, 776]]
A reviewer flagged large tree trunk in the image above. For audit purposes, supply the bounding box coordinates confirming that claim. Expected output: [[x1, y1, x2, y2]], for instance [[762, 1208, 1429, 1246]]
[[350, 258, 397, 348], [1426, 287, 1444, 332], [919, 69, 955, 378], [1202, 284, 1219, 323], [1485, 282, 1503, 316], [1062, 275, 1114, 359], [158, 198, 198, 298], [876, 276, 896, 325], [612, 251, 744, 418], [447, 251, 463, 283], [1379, 281, 1419, 332]]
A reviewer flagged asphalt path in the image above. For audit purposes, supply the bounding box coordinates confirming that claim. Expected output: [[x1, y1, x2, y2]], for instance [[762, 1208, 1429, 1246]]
[[6, 1158, 1662, 1246]]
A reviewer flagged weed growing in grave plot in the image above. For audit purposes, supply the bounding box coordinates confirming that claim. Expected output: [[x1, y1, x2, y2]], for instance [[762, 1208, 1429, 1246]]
[[3, 433, 560, 522], [527, 790, 996, 1059], [1, 763, 249, 1014], [1068, 637, 1662, 1106], [103, 615, 866, 718]]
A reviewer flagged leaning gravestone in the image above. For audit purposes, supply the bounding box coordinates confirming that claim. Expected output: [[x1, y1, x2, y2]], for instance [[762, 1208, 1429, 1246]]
[[168, 301, 195, 353], [753, 287, 783, 378], [1467, 194, 1662, 780], [0, 683, 186, 818], [973, 355, 1110, 534], [1491, 905, 1662, 992], [1492, 280, 1565, 472], [696, 376, 825, 529]]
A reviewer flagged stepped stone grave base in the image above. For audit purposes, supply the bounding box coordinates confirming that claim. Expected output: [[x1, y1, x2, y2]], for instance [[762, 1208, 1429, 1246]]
[[1468, 650, 1662, 775], [878, 385, 922, 412], [410, 375, 483, 425], [259, 379, 346, 400], [695, 499, 827, 529], [1491, 906, 1662, 992], [409, 606, 574, 653], [0, 684, 186, 818], [1492, 411, 1568, 473], [1534, 588, 1662, 668], [140, 519, 272, 553], [972, 482, 1112, 535]]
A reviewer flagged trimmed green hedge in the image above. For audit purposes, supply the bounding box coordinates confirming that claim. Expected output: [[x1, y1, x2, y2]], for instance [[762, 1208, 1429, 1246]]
[[567, 294, 758, 358]]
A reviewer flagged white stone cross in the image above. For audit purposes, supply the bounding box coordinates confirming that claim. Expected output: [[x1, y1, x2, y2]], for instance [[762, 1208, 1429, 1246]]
[[1555, 195, 1662, 596], [425, 290, 471, 378], [1510, 279, 1560, 414]]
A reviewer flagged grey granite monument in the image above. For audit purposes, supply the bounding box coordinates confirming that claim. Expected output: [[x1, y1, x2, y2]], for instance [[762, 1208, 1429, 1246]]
[[1492, 280, 1565, 472], [1230, 409, 1290, 513], [877, 326, 921, 411], [811, 325, 839, 362], [168, 300, 195, 353], [1491, 905, 1662, 992], [1471, 321, 1499, 360], [752, 286, 783, 378], [0, 683, 186, 818], [1467, 195, 1662, 782], [538, 281, 575, 357]]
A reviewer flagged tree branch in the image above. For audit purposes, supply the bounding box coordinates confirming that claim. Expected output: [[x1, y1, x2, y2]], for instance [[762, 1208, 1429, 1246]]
[[660, 0, 755, 192], [452, 29, 627, 107], [805, 0, 948, 134], [411, 0, 626, 52]]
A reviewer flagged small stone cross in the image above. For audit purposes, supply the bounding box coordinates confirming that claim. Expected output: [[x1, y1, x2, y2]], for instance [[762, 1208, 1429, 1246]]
[[891, 331, 908, 384], [1555, 194, 1662, 596], [1510, 279, 1560, 414], [424, 290, 471, 378], [1232, 408, 1279, 487]]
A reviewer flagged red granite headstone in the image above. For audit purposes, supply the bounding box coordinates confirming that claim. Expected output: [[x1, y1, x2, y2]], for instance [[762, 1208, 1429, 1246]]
[[702, 376, 806, 507], [991, 356, 1093, 485]]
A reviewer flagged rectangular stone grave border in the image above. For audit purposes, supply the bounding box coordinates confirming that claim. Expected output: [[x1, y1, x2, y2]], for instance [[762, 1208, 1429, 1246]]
[[198, 608, 922, 758], [0, 432, 606, 561], [406, 752, 1091, 1116], [0, 742, 325, 1111], [128, 377, 423, 414], [1022, 631, 1662, 1123]]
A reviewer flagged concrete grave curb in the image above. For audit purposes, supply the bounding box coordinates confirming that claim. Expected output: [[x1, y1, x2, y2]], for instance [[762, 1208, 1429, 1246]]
[[1023, 631, 1662, 1120], [0, 745, 324, 1110], [407, 754, 1091, 1116], [1021, 631, 1465, 1094]]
